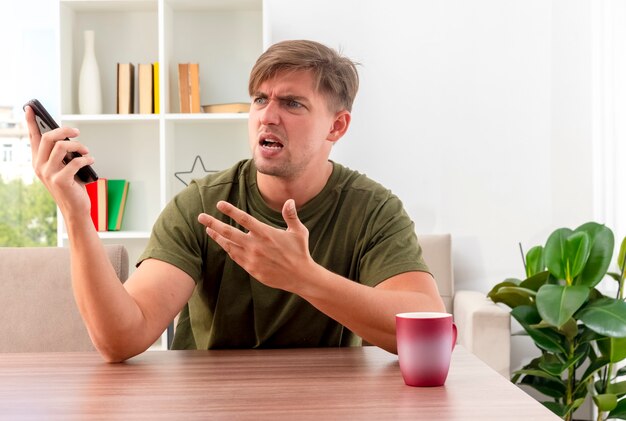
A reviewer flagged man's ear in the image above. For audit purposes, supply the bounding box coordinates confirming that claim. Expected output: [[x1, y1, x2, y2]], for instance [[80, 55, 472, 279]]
[[327, 111, 351, 143]]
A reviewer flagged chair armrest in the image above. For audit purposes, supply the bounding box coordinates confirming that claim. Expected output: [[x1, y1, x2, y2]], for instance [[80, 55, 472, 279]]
[[453, 290, 511, 378]]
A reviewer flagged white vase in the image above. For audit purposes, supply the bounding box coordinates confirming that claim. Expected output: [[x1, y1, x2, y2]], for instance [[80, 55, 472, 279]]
[[78, 30, 102, 114]]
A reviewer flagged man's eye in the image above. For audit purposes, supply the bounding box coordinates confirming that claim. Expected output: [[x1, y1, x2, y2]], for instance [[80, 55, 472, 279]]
[[286, 100, 302, 108], [253, 97, 267, 105]]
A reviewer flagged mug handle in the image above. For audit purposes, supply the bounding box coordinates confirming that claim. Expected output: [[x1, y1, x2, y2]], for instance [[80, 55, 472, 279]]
[[451, 323, 458, 351]]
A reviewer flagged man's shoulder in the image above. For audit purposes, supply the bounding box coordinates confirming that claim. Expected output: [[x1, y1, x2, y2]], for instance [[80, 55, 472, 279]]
[[332, 161, 392, 198]]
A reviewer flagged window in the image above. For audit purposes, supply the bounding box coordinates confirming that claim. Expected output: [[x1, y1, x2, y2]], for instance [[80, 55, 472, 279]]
[[0, 0, 57, 247], [2, 144, 12, 162]]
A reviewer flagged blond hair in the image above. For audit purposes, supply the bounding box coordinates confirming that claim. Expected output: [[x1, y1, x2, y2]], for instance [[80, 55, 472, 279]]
[[248, 40, 359, 112]]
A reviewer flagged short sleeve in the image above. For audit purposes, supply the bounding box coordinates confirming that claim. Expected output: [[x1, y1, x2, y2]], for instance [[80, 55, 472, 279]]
[[137, 182, 207, 283], [357, 195, 430, 287]]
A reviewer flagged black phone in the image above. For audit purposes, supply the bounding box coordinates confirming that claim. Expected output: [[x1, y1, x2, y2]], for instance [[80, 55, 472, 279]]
[[23, 98, 98, 183]]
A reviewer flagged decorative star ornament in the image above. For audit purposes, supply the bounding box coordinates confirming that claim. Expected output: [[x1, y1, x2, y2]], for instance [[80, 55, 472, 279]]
[[174, 155, 217, 186]]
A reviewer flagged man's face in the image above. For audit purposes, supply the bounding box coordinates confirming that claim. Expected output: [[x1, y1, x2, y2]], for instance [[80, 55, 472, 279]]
[[248, 70, 338, 180]]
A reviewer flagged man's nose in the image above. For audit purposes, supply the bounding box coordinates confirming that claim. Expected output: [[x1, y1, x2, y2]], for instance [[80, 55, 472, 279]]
[[259, 99, 280, 126]]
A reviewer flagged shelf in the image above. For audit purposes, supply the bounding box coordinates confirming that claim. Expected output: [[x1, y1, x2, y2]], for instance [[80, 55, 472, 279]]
[[58, 0, 264, 282], [164, 113, 249, 122], [62, 114, 160, 123], [63, 231, 152, 240], [62, 113, 249, 122], [166, 0, 262, 12], [99, 231, 152, 239], [60, 0, 157, 13]]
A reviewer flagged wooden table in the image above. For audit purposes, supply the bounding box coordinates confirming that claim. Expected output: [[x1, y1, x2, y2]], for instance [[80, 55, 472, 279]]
[[0, 346, 558, 420]]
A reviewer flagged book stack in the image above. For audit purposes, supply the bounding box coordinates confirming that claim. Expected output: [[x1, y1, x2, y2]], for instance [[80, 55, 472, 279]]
[[86, 179, 130, 232], [117, 62, 159, 114], [117, 63, 134, 114], [201, 102, 250, 114], [178, 63, 201, 113]]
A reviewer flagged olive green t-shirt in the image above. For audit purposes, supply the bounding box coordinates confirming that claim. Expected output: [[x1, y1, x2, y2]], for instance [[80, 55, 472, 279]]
[[138, 159, 429, 349]]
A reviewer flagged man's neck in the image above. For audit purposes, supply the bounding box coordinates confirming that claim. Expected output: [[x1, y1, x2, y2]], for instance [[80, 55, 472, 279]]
[[256, 161, 333, 211]]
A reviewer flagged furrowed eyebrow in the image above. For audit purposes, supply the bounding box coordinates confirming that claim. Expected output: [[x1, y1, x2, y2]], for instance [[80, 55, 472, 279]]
[[277, 95, 309, 104], [252, 92, 309, 104]]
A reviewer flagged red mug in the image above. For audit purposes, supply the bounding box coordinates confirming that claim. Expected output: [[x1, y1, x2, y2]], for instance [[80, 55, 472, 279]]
[[396, 312, 457, 387]]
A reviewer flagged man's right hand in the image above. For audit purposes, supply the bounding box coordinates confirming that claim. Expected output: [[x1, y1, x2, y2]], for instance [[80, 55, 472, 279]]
[[24, 106, 94, 219]]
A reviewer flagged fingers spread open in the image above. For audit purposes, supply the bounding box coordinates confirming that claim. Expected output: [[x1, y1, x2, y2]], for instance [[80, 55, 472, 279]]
[[197, 212, 249, 245], [215, 201, 263, 233]]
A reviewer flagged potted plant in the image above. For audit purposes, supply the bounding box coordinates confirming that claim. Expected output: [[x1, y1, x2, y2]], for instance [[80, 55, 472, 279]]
[[488, 222, 626, 421]]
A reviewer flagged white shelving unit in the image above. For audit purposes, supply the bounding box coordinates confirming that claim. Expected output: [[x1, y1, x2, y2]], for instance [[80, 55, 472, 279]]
[[58, 0, 266, 349]]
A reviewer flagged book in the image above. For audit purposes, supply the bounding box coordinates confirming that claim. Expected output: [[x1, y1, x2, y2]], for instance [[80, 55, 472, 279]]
[[178, 63, 201, 113], [201, 102, 250, 114], [117, 63, 135, 114], [153, 62, 160, 114], [86, 178, 108, 232], [107, 179, 130, 231], [189, 63, 201, 113], [178, 63, 190, 113], [138, 63, 153, 114]]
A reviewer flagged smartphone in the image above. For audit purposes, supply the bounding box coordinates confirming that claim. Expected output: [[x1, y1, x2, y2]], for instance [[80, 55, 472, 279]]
[[23, 99, 98, 183]]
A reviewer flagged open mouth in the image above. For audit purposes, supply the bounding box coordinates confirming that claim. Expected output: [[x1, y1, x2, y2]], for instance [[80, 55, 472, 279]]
[[260, 137, 284, 150]]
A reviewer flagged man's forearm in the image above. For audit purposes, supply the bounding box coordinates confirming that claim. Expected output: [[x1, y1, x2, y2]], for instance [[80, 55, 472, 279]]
[[293, 265, 446, 354], [65, 216, 150, 362]]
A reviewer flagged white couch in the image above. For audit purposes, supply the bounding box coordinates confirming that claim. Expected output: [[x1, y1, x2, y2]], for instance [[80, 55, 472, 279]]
[[419, 234, 511, 378], [0, 237, 511, 377]]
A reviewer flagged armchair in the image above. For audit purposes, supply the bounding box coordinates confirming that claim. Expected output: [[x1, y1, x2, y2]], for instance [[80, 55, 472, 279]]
[[419, 234, 511, 378], [0, 245, 128, 352]]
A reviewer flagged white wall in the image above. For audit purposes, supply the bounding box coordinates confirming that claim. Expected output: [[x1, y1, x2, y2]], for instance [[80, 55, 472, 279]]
[[268, 5, 595, 413], [267, 0, 595, 295]]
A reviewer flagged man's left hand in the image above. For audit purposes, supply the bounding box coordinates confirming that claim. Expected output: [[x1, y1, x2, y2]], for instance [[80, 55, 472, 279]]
[[197, 199, 314, 292]]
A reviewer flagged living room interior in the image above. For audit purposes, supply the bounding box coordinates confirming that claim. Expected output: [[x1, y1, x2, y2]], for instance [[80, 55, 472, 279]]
[[1, 1, 625, 420]]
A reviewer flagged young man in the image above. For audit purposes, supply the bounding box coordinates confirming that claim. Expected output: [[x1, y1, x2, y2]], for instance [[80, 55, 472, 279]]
[[25, 40, 445, 362]]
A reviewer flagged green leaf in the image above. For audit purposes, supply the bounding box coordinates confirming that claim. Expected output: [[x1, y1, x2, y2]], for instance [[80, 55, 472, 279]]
[[577, 357, 610, 387], [542, 399, 585, 419], [578, 298, 626, 337], [545, 228, 574, 280], [487, 278, 522, 298], [511, 304, 540, 325], [536, 284, 589, 328], [559, 318, 579, 340], [513, 368, 561, 382], [542, 401, 566, 418], [608, 398, 626, 419], [594, 393, 617, 412], [578, 325, 605, 344], [598, 337, 626, 363], [618, 236, 626, 274], [498, 286, 537, 298], [532, 318, 579, 341], [608, 381, 626, 397], [519, 271, 550, 292], [526, 246, 544, 278], [537, 355, 566, 376], [565, 231, 591, 279], [520, 374, 566, 399], [571, 397, 587, 413], [487, 279, 519, 295], [575, 222, 615, 287], [537, 349, 585, 377], [572, 342, 590, 369], [488, 285, 534, 308], [511, 306, 567, 354]]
